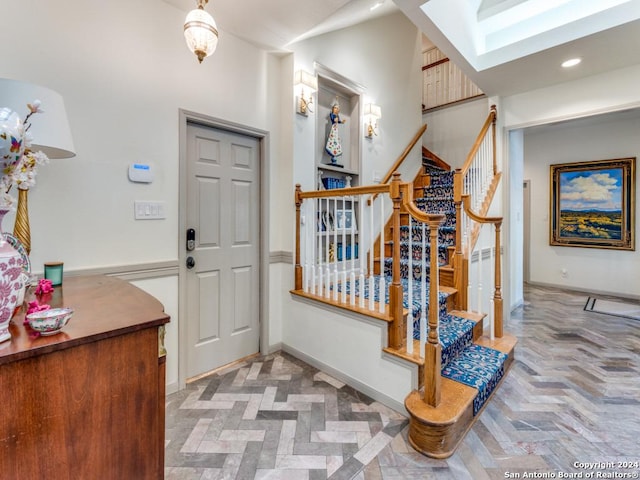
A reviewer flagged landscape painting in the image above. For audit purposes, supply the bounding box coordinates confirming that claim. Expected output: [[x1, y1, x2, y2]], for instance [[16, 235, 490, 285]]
[[550, 158, 635, 250]]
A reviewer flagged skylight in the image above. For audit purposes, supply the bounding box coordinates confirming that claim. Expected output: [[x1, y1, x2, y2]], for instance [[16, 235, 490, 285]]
[[478, 0, 633, 54], [420, 0, 640, 71]]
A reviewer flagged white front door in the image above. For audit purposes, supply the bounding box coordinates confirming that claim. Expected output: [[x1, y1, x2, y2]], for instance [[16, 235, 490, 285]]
[[185, 122, 260, 379]]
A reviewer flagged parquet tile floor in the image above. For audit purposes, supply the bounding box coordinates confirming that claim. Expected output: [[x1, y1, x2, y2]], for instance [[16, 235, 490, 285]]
[[165, 284, 640, 479]]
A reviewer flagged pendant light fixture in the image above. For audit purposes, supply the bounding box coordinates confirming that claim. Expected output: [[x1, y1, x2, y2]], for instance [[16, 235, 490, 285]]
[[184, 0, 219, 64]]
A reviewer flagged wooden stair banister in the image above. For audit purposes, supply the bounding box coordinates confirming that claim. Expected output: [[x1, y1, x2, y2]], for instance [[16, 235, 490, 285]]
[[293, 181, 406, 347], [295, 184, 303, 291], [459, 105, 497, 178], [400, 181, 445, 406], [388, 173, 404, 350], [369, 124, 427, 205]]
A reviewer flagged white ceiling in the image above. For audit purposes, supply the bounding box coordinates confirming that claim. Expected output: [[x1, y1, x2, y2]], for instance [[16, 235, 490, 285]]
[[165, 0, 640, 97], [163, 0, 398, 52]]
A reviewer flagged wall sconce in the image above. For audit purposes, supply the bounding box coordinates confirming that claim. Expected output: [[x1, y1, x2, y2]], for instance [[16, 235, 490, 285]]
[[184, 0, 219, 64], [293, 70, 317, 116], [364, 103, 381, 138]]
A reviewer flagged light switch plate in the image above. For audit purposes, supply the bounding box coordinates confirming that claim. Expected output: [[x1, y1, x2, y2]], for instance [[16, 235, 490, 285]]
[[134, 201, 166, 220]]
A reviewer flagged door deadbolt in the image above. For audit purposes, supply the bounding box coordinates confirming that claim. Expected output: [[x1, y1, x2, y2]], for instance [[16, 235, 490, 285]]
[[186, 228, 196, 251]]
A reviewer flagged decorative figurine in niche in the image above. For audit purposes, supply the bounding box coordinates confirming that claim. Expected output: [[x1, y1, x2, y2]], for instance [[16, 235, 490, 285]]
[[325, 99, 346, 167]]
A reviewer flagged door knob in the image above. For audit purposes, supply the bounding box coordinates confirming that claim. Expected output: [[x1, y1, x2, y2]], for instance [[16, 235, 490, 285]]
[[186, 256, 195, 269]]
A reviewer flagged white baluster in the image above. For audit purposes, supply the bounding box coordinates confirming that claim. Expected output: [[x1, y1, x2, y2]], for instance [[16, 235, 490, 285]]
[[317, 197, 323, 296], [333, 198, 339, 301], [341, 196, 347, 304], [302, 204, 309, 293], [419, 220, 427, 358], [359, 194, 365, 308], [478, 225, 483, 315], [467, 218, 473, 312], [407, 216, 414, 355], [325, 197, 331, 299], [310, 199, 316, 294], [350, 194, 356, 305], [378, 195, 385, 314], [369, 198, 375, 311]]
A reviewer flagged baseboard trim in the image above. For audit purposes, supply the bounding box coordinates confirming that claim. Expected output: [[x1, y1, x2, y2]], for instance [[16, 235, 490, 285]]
[[269, 251, 293, 264], [266, 342, 284, 355], [166, 381, 180, 396], [281, 343, 408, 416], [526, 281, 640, 302]]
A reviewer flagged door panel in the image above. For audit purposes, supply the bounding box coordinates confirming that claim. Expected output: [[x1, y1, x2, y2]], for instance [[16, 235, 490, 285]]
[[232, 266, 252, 332], [197, 176, 221, 246], [186, 123, 260, 379], [197, 271, 220, 342]]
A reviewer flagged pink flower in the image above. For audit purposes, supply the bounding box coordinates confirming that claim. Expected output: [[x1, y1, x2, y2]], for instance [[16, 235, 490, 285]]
[[35, 278, 54, 295], [26, 300, 50, 317]]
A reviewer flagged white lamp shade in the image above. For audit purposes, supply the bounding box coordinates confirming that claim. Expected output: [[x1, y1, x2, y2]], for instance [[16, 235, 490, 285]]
[[364, 103, 382, 120], [0, 79, 75, 159], [293, 70, 318, 93], [184, 7, 219, 63]]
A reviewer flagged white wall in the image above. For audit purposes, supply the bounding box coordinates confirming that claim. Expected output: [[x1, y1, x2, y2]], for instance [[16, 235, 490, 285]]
[[1, 0, 279, 385], [290, 12, 424, 191], [501, 63, 640, 299], [422, 98, 490, 168], [523, 112, 640, 298], [1, 0, 271, 272], [131, 276, 179, 392]]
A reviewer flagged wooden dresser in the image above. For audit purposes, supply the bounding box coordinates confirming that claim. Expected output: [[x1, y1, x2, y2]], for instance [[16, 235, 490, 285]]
[[0, 275, 170, 479]]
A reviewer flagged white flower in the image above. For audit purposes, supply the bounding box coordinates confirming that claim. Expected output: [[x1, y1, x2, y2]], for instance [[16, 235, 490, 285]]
[[0, 101, 50, 208], [27, 100, 43, 114]]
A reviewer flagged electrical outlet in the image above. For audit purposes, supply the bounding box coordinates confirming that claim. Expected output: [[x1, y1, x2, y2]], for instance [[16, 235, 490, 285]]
[[561, 268, 568, 278]]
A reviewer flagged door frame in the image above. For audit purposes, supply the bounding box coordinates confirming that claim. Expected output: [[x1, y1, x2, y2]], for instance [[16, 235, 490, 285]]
[[177, 109, 270, 390]]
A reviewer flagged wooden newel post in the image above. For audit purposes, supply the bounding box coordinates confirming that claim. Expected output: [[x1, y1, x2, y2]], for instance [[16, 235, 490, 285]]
[[423, 214, 444, 407], [294, 184, 303, 291], [493, 221, 503, 338], [388, 173, 404, 350]]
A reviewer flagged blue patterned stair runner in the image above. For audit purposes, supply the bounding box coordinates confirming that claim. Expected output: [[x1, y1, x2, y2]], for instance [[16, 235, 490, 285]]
[[441, 344, 508, 415], [419, 166, 507, 415], [334, 165, 507, 415]]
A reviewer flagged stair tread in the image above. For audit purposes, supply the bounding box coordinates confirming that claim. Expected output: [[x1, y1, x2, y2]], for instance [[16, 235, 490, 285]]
[[448, 310, 485, 322], [441, 343, 510, 415]]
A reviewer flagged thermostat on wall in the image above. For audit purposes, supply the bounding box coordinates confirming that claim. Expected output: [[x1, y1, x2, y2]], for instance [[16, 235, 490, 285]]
[[128, 163, 154, 183]]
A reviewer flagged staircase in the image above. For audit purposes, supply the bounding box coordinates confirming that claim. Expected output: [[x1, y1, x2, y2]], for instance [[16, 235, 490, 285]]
[[330, 161, 515, 456], [393, 160, 516, 458], [292, 107, 516, 459], [375, 165, 511, 391]]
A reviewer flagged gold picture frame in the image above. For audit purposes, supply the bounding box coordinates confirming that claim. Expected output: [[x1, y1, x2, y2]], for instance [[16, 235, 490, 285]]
[[550, 157, 635, 250]]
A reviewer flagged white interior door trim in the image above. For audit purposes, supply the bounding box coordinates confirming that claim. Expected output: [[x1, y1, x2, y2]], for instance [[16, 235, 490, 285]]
[[178, 109, 270, 390]]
